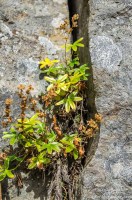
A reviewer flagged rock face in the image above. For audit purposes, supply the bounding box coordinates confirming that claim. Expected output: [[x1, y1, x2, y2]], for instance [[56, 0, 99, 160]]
[[79, 0, 132, 199], [0, 0, 132, 199]]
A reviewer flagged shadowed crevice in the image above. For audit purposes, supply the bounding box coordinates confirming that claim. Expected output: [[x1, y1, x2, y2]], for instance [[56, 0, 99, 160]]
[[68, 1, 100, 199], [68, 0, 99, 166]]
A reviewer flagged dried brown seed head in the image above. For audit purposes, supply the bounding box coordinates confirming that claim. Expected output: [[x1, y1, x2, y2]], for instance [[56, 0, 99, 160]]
[[37, 162, 44, 169], [31, 99, 37, 105], [2, 121, 8, 128], [86, 128, 94, 138], [0, 153, 7, 160], [87, 119, 99, 130], [79, 146, 85, 157], [38, 111, 45, 118], [7, 116, 12, 123], [5, 98, 12, 105], [74, 137, 80, 147], [95, 113, 102, 122], [17, 84, 25, 90]]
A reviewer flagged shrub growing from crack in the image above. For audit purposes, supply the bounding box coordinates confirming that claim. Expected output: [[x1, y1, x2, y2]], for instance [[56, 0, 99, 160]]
[[0, 15, 102, 200]]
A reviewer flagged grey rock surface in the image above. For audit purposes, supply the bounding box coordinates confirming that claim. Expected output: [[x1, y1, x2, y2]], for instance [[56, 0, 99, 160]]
[[80, 0, 132, 199], [0, 0, 132, 199]]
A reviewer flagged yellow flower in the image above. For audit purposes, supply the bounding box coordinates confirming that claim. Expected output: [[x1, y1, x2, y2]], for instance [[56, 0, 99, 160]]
[[39, 58, 59, 69]]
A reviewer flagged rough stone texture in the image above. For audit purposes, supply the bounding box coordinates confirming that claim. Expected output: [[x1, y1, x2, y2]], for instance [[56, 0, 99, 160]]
[[80, 0, 132, 199], [0, 0, 69, 199], [0, 0, 132, 199]]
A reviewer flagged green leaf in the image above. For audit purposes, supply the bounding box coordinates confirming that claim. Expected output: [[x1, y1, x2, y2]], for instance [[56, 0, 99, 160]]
[[25, 141, 33, 147], [55, 99, 65, 106], [62, 44, 72, 52], [72, 45, 77, 52], [68, 99, 76, 110], [4, 158, 9, 169], [38, 151, 47, 160], [70, 73, 82, 84], [6, 170, 14, 179], [65, 101, 70, 113], [47, 146, 52, 154], [0, 172, 6, 181], [8, 155, 16, 161], [74, 37, 83, 44], [61, 85, 69, 91], [76, 43, 84, 47], [10, 127, 16, 133], [9, 137, 17, 145], [65, 146, 74, 153], [3, 132, 9, 135], [2, 134, 15, 139], [35, 122, 45, 133], [8, 155, 21, 162], [58, 74, 68, 82], [51, 145, 61, 152], [47, 132, 56, 142], [28, 158, 37, 169], [36, 144, 47, 152], [47, 84, 54, 91], [44, 76, 56, 83], [60, 139, 71, 146], [55, 88, 61, 94], [41, 157, 51, 164], [73, 149, 78, 160], [51, 142, 63, 152], [69, 58, 80, 67], [29, 114, 38, 123], [59, 90, 66, 96], [60, 134, 78, 145], [28, 162, 37, 169], [74, 97, 83, 102]]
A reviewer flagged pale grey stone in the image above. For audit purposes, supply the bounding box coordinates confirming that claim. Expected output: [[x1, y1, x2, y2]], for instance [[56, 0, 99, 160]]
[[51, 13, 66, 28], [39, 36, 60, 56], [79, 0, 132, 199], [35, 5, 51, 17], [53, 0, 66, 4], [90, 36, 122, 72], [0, 22, 13, 37]]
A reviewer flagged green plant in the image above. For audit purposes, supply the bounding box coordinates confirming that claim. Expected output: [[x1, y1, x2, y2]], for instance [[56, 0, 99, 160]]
[[0, 14, 101, 200]]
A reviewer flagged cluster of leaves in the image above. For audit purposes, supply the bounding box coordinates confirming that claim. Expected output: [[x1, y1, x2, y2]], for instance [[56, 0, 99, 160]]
[[2, 114, 81, 170], [40, 38, 88, 113], [0, 110, 101, 181]]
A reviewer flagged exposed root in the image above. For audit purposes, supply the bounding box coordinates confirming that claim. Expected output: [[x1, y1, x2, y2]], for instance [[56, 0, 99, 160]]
[[55, 159, 62, 200]]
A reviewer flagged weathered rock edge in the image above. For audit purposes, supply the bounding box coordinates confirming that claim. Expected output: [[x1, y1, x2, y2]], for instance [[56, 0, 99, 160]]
[[75, 0, 132, 200]]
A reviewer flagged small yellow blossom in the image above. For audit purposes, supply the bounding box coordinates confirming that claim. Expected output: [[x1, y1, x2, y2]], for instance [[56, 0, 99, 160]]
[[39, 58, 59, 69]]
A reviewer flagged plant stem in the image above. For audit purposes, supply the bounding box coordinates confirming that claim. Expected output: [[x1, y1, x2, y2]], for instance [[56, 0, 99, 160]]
[[64, 40, 68, 66]]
